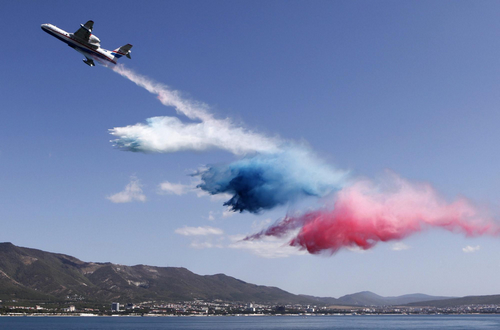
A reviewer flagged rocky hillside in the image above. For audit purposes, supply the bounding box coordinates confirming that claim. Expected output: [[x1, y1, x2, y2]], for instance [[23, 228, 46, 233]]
[[0, 242, 330, 304], [2, 242, 488, 307]]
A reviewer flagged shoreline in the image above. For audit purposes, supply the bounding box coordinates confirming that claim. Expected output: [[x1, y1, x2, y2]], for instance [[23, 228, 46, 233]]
[[0, 313, 493, 317]]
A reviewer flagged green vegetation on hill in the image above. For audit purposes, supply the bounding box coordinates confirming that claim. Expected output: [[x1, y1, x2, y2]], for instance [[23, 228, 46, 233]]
[[2, 242, 497, 307], [0, 242, 327, 305]]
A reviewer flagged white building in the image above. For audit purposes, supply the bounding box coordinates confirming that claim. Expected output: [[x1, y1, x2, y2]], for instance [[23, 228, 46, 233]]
[[64, 305, 76, 312], [111, 302, 120, 312]]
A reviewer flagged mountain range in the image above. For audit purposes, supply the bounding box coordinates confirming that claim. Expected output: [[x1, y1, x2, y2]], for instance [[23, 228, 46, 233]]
[[0, 242, 498, 307]]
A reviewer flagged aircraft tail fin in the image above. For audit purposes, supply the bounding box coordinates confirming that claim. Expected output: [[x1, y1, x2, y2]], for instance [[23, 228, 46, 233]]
[[111, 44, 133, 60]]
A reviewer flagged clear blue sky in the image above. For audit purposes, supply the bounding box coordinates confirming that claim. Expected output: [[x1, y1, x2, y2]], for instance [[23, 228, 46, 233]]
[[2, 0, 500, 298]]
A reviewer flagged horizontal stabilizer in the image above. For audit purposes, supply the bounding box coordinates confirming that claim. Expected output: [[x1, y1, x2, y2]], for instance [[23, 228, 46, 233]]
[[112, 44, 133, 60]]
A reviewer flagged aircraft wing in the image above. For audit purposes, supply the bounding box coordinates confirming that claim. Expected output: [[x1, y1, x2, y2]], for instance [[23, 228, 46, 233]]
[[74, 20, 94, 41]]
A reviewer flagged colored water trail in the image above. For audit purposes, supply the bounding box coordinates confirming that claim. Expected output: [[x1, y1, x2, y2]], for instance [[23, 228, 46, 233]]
[[196, 147, 348, 213], [248, 174, 500, 254]]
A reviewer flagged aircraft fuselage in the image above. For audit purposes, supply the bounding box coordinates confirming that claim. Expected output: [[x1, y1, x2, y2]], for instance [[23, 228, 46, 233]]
[[41, 23, 117, 65]]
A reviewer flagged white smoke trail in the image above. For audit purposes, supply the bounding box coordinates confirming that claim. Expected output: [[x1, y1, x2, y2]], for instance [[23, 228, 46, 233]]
[[112, 64, 211, 121], [110, 65, 280, 155]]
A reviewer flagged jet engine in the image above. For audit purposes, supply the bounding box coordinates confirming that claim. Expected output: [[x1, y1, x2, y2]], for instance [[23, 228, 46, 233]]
[[89, 34, 100, 46]]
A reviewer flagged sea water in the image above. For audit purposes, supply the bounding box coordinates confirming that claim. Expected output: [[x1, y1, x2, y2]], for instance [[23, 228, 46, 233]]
[[1, 315, 500, 330]]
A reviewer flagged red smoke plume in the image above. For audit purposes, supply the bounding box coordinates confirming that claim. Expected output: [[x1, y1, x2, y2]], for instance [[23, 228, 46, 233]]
[[248, 175, 499, 254]]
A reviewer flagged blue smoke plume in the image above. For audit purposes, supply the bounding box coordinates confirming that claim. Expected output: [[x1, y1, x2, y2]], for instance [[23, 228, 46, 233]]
[[196, 148, 348, 213]]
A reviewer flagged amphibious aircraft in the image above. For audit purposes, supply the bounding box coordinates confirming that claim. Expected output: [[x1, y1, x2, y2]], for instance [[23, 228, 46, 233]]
[[41, 20, 132, 67]]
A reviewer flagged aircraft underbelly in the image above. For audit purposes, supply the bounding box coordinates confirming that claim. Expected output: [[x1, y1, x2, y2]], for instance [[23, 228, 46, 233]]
[[43, 29, 71, 46], [74, 46, 113, 64]]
